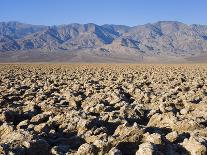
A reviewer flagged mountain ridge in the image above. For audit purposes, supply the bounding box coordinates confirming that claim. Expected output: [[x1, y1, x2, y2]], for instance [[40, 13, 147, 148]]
[[0, 21, 207, 62]]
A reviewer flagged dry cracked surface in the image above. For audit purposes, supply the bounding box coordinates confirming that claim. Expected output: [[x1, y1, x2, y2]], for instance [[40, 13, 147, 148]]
[[0, 64, 207, 155]]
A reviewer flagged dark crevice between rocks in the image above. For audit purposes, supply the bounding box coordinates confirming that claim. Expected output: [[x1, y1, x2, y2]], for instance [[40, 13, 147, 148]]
[[143, 131, 190, 155], [174, 132, 190, 143], [101, 100, 110, 106], [4, 105, 42, 126], [191, 97, 202, 104], [48, 134, 85, 150], [117, 87, 135, 104], [40, 129, 86, 153], [153, 143, 189, 155], [1, 95, 22, 108], [145, 127, 172, 136], [200, 120, 207, 127], [101, 100, 121, 111], [74, 91, 87, 100], [3, 94, 22, 102], [142, 110, 151, 126], [123, 92, 135, 104], [105, 106, 120, 112], [87, 118, 120, 135], [127, 109, 151, 126], [88, 112, 100, 117], [117, 142, 139, 155], [171, 106, 180, 115], [75, 100, 82, 110]]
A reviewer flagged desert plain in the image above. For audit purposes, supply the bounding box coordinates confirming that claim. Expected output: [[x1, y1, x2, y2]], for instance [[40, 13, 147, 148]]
[[0, 64, 207, 155]]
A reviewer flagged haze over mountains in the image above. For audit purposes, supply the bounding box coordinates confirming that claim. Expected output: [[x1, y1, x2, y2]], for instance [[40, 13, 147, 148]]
[[0, 21, 207, 62]]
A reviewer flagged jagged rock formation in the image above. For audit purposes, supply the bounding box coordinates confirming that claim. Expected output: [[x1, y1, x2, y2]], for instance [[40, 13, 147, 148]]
[[1, 64, 207, 154]]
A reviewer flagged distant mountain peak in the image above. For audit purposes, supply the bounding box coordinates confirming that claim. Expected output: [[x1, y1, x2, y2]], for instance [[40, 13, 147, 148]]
[[0, 21, 207, 62]]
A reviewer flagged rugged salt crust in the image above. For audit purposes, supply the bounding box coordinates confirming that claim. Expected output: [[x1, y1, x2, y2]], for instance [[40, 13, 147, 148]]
[[0, 64, 207, 155]]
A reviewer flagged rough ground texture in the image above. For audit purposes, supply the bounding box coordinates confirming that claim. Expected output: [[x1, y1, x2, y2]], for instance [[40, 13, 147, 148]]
[[0, 64, 207, 155]]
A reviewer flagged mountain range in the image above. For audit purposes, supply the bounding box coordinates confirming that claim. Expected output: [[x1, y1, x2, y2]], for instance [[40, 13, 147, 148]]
[[0, 21, 207, 62]]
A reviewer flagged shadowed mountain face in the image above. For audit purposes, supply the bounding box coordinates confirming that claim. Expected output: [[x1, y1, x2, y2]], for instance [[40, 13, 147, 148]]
[[0, 21, 46, 39], [0, 21, 207, 62]]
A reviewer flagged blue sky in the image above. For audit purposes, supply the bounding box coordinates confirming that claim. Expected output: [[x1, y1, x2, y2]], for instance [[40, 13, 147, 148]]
[[0, 0, 207, 26]]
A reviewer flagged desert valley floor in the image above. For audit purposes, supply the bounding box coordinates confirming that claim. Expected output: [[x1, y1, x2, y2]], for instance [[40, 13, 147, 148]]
[[0, 64, 207, 155]]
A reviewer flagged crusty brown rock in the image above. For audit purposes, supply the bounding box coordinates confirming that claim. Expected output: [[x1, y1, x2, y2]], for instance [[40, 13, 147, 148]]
[[0, 64, 207, 155]]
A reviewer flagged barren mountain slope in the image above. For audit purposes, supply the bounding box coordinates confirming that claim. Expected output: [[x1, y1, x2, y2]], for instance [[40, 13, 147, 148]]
[[0, 21, 207, 62]]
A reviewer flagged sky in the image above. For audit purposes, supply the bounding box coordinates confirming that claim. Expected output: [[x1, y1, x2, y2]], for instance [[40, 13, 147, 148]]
[[0, 0, 207, 26]]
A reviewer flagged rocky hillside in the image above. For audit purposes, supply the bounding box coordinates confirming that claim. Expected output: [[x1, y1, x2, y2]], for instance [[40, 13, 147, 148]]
[[0, 21, 207, 61]]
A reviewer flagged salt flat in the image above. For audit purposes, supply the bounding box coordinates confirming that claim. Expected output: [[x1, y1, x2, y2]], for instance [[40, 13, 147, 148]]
[[0, 64, 207, 155]]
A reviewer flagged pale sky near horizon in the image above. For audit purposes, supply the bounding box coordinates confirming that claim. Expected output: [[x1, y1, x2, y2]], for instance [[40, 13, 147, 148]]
[[0, 0, 207, 26]]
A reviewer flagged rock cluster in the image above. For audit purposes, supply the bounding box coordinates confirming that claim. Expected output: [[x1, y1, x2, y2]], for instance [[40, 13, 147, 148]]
[[0, 64, 207, 155]]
